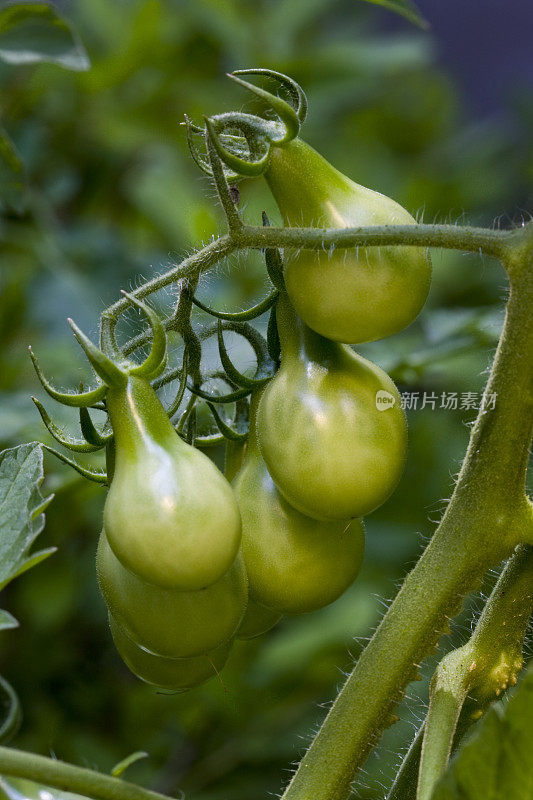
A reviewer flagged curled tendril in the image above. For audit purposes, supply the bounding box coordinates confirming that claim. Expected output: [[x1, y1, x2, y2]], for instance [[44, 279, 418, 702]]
[[192, 289, 278, 321], [191, 70, 306, 178], [232, 68, 308, 124], [203, 116, 269, 178], [227, 70, 301, 143], [31, 397, 106, 453], [29, 347, 107, 408], [183, 114, 266, 181], [43, 445, 108, 485], [120, 291, 167, 379]]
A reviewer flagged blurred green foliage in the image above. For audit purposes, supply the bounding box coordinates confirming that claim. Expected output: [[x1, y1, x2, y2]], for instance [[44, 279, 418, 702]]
[[0, 1, 531, 799]]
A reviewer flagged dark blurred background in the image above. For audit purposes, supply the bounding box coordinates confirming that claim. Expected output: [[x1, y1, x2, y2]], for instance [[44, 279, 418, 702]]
[[0, 1, 531, 799]]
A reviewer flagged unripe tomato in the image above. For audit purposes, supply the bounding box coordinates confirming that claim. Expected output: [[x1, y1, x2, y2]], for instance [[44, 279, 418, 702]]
[[265, 138, 431, 344], [109, 614, 231, 691], [97, 531, 247, 658], [104, 375, 241, 590], [257, 294, 407, 521], [237, 598, 282, 639], [234, 392, 365, 614]]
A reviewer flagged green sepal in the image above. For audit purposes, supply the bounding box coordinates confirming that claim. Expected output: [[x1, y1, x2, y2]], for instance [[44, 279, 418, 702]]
[[79, 406, 113, 447], [29, 347, 107, 408], [120, 291, 167, 379], [222, 321, 273, 375], [166, 349, 188, 419], [262, 211, 285, 290], [31, 397, 105, 453], [217, 321, 271, 389], [184, 405, 197, 445], [203, 116, 269, 177], [100, 314, 121, 360], [183, 115, 244, 181], [194, 432, 225, 447], [227, 71, 301, 143], [68, 319, 127, 388], [192, 289, 278, 321], [206, 402, 248, 442], [232, 68, 307, 124], [183, 114, 213, 176], [188, 382, 252, 404], [267, 303, 281, 364], [43, 445, 108, 484], [175, 394, 196, 435]]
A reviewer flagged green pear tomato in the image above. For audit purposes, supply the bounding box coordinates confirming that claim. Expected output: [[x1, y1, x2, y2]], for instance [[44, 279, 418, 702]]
[[109, 614, 231, 691], [97, 531, 247, 658], [265, 138, 431, 344], [103, 375, 241, 590], [234, 392, 365, 613], [257, 294, 407, 521], [237, 598, 282, 639]]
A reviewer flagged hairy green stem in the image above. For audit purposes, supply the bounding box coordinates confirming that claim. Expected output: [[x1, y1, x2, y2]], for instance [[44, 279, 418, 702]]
[[0, 747, 172, 800], [387, 710, 476, 800], [102, 235, 234, 322], [235, 222, 517, 259], [280, 239, 533, 800], [417, 545, 533, 800], [205, 130, 243, 233], [100, 223, 521, 355]]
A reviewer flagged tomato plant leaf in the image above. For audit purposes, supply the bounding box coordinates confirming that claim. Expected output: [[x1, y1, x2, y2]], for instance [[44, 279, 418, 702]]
[[0, 2, 90, 70], [0, 442, 55, 591], [0, 122, 26, 213], [0, 609, 18, 630], [432, 662, 533, 799], [357, 0, 429, 29]]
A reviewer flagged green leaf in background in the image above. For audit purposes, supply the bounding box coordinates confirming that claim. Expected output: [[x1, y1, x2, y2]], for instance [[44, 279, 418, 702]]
[[432, 662, 533, 799], [0, 2, 90, 70], [0, 610, 18, 631], [0, 123, 26, 213], [0, 675, 21, 743], [0, 442, 55, 591], [358, 0, 429, 29]]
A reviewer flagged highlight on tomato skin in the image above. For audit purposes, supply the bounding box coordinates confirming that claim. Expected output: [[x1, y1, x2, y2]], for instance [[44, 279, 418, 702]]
[[108, 614, 233, 692], [103, 374, 242, 592], [97, 531, 248, 659], [232, 389, 365, 616], [256, 293, 407, 523]]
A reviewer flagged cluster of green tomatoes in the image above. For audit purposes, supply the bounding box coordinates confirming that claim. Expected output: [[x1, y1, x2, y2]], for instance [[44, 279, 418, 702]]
[[31, 71, 431, 691]]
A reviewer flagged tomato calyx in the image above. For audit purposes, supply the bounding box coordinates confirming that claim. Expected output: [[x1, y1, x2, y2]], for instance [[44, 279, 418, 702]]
[[185, 69, 307, 180]]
